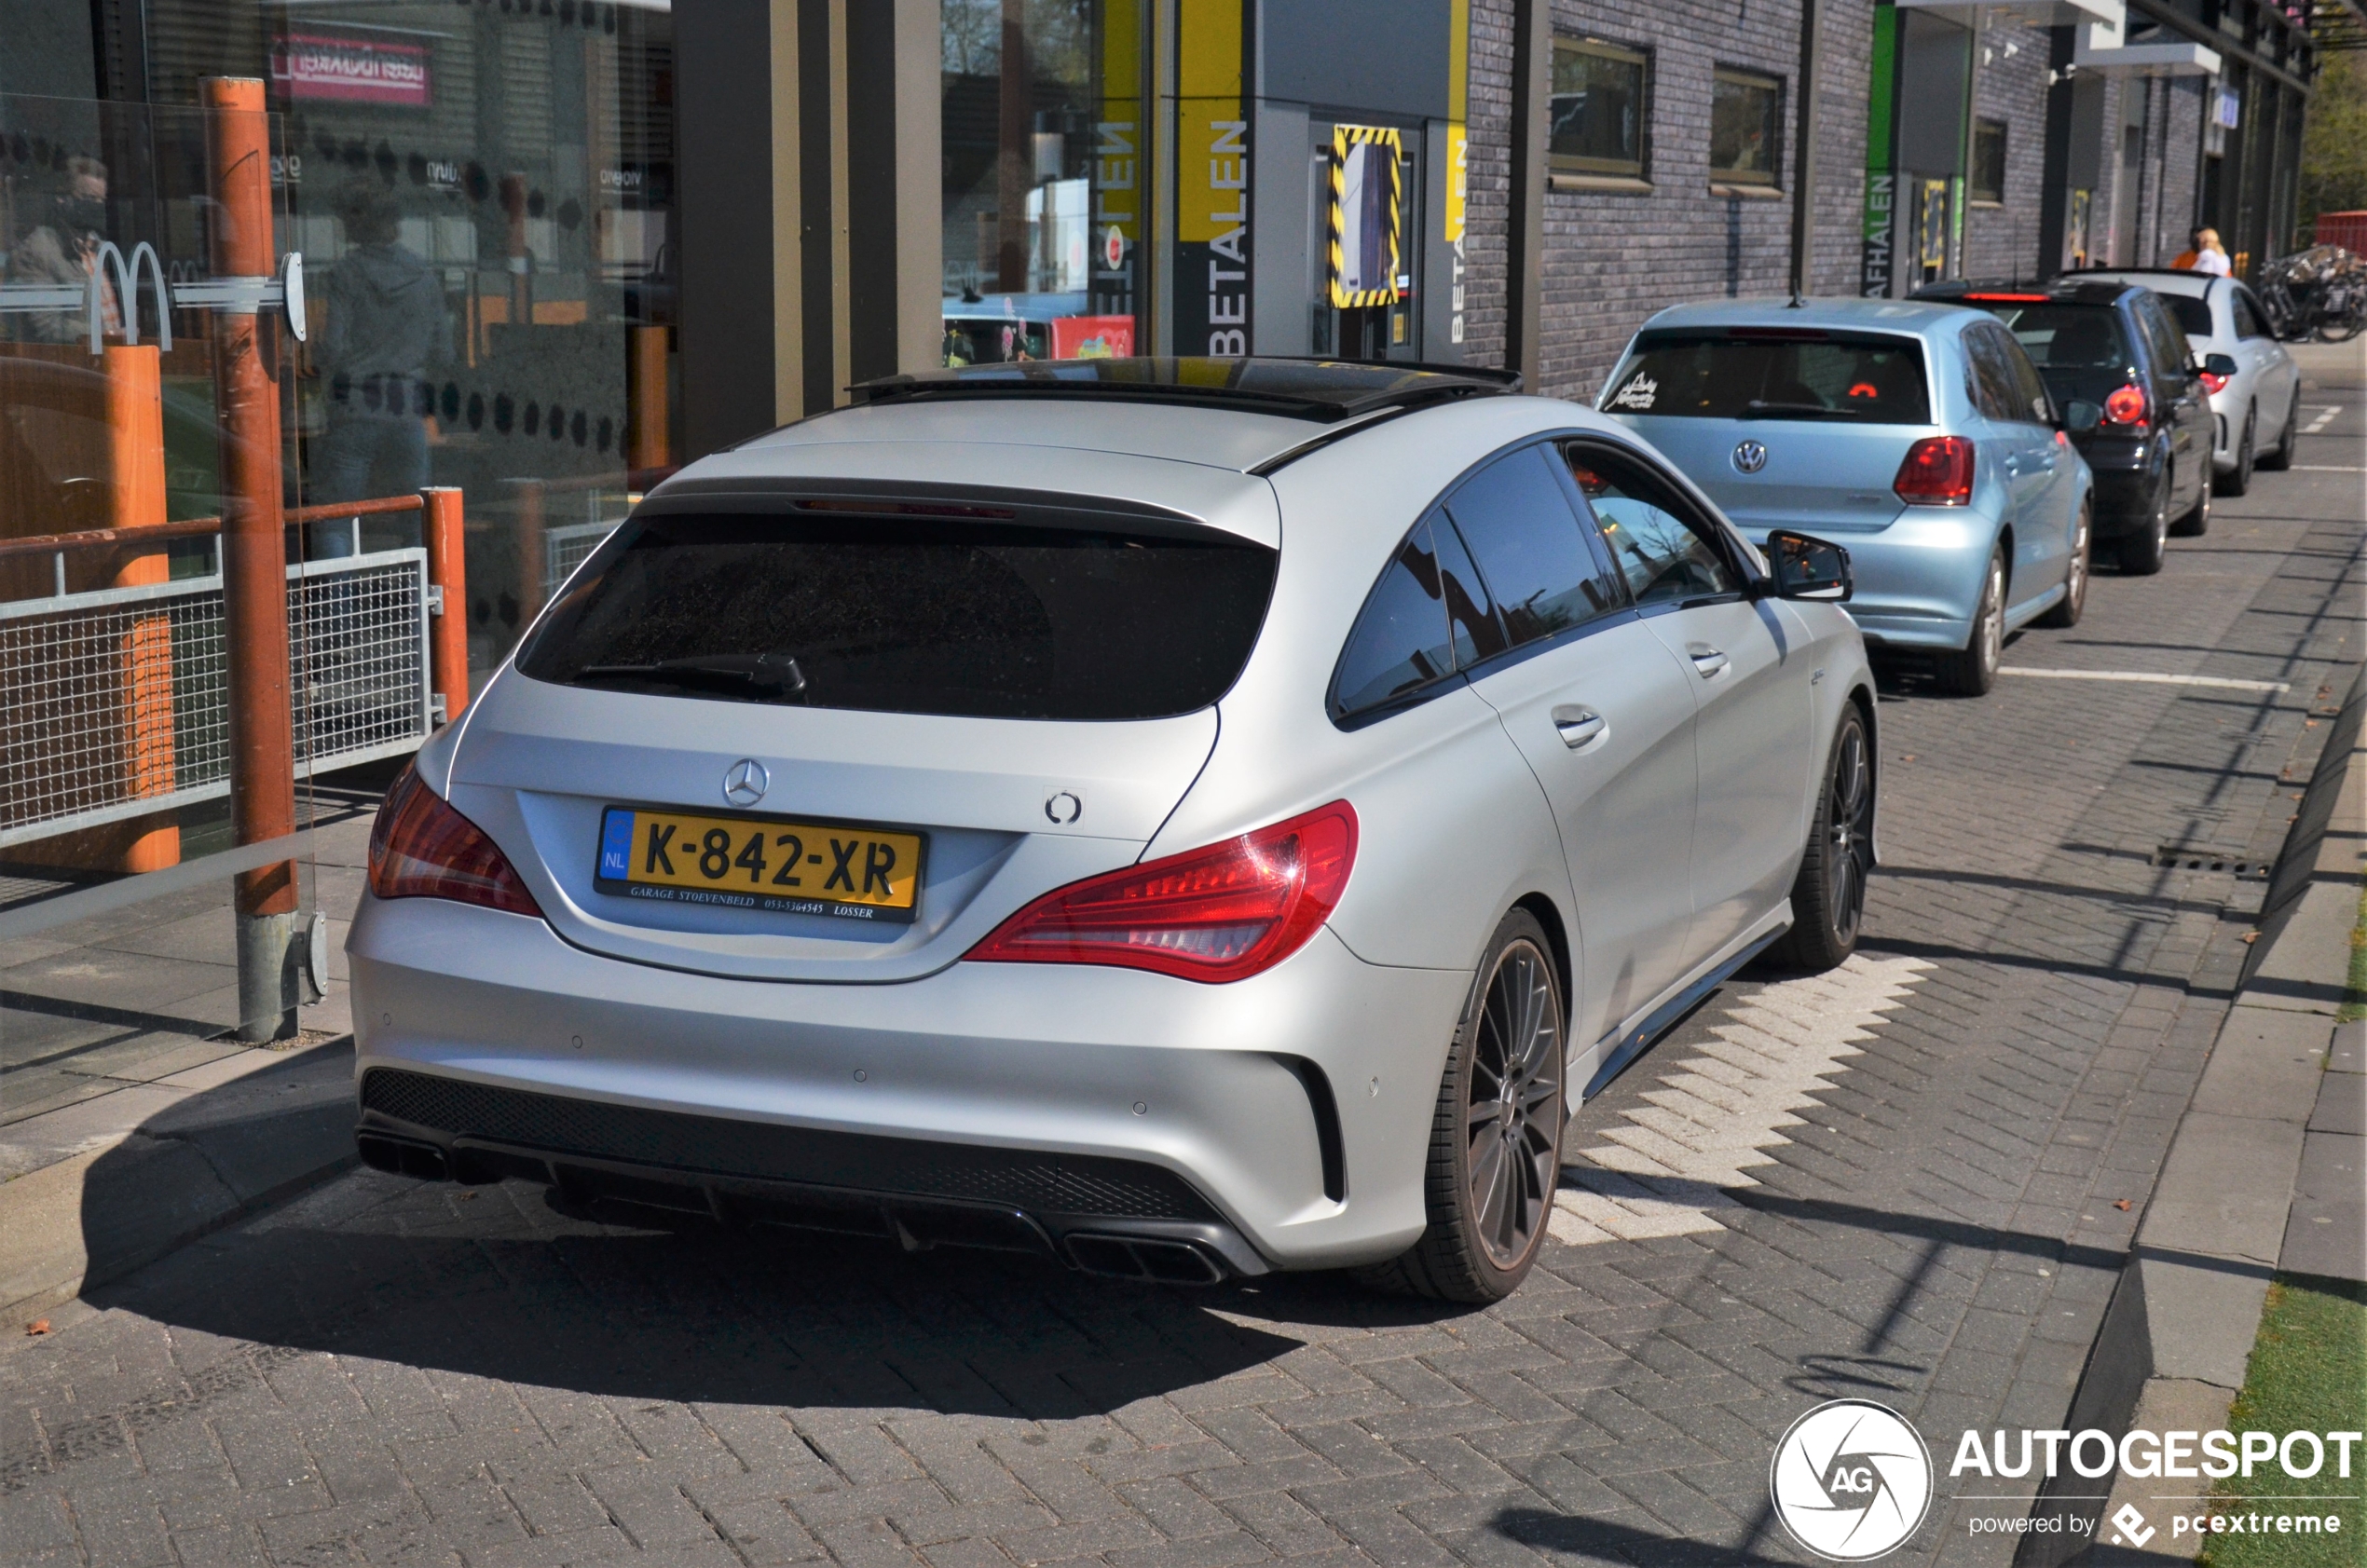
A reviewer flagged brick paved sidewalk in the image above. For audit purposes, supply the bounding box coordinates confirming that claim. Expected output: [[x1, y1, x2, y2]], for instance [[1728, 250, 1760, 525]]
[[0, 443, 2359, 1563]]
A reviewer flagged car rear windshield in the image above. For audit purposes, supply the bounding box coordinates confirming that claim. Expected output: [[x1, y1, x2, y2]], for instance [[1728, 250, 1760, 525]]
[[1603, 330, 1930, 423], [515, 509, 1278, 720], [1963, 302, 2135, 372]]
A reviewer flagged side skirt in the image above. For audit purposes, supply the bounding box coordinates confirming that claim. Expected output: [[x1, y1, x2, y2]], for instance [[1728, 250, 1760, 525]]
[[1574, 909, 1791, 1102]]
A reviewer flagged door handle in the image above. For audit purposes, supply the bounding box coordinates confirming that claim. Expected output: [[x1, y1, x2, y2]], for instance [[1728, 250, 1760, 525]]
[[1551, 705, 1607, 748], [1689, 648, 1730, 678]]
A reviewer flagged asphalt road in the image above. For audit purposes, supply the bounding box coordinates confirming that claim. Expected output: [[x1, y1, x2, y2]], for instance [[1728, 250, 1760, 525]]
[[2, 355, 2360, 1568]]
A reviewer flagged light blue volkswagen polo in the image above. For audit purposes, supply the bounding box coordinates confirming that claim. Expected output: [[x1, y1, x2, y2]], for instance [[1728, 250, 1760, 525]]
[[1599, 298, 2097, 695]]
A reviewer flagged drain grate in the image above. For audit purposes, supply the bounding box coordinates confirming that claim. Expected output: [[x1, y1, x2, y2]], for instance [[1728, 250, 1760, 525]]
[[2152, 844, 2272, 879]]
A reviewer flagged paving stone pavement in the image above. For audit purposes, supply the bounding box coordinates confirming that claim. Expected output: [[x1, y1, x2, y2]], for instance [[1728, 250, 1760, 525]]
[[0, 415, 2360, 1566]]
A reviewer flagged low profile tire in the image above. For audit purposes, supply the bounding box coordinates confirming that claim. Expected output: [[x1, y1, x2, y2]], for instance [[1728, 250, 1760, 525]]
[[2115, 471, 2170, 575], [1359, 910, 1567, 1304], [1930, 546, 2004, 696], [1766, 704, 1874, 974], [2218, 410, 2255, 498], [2034, 502, 2091, 629], [2257, 401, 2297, 471], [2171, 457, 2212, 537]]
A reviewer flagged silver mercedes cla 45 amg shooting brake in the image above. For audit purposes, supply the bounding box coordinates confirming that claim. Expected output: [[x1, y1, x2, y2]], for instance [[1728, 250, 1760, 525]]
[[351, 359, 1881, 1302]]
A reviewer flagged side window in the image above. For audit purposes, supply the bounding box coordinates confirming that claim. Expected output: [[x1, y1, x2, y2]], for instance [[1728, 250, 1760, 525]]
[[1443, 446, 1624, 650], [2232, 290, 2265, 340], [2142, 298, 2190, 376], [1331, 521, 1454, 719], [1996, 329, 2053, 425], [1431, 508, 1510, 667], [1964, 327, 2022, 422], [1561, 443, 1739, 607]]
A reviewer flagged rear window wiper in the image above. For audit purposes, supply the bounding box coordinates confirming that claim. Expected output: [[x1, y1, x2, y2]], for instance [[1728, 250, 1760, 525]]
[[1736, 401, 1864, 420], [571, 653, 810, 699]]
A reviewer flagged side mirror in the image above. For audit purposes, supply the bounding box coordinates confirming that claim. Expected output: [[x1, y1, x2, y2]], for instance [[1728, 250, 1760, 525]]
[[2061, 398, 2102, 435], [2203, 351, 2238, 378], [1766, 530, 1853, 603]]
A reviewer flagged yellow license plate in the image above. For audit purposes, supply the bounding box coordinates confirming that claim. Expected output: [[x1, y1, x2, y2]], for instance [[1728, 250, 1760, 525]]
[[595, 806, 924, 922]]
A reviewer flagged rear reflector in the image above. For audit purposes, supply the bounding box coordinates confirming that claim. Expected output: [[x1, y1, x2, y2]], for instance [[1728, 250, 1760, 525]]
[[368, 762, 543, 918], [967, 802, 1357, 983], [1893, 435, 1976, 506]]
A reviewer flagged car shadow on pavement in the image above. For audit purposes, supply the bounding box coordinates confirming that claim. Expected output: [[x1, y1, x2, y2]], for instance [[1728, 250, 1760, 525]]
[[75, 1064, 1476, 1419]]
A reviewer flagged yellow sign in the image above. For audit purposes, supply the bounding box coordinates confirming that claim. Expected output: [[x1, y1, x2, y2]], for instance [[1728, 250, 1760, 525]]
[[1328, 125, 1402, 310]]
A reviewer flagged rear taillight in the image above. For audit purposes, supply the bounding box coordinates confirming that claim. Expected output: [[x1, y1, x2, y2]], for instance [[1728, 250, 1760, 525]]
[[967, 802, 1358, 983], [1893, 435, 1976, 507], [368, 763, 542, 918], [2102, 383, 2150, 427], [2198, 368, 2231, 396]]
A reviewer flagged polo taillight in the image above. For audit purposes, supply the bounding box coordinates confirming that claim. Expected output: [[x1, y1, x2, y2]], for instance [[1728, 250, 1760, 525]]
[[966, 802, 1357, 983], [1893, 435, 1976, 507], [2102, 384, 2150, 427], [367, 763, 542, 918]]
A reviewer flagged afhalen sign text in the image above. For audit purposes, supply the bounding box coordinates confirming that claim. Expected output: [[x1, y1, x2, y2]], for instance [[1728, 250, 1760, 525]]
[[269, 34, 431, 107]]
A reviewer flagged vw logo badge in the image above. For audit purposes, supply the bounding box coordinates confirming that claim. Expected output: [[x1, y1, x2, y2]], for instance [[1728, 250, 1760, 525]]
[[1733, 439, 1770, 474], [721, 758, 770, 808], [1768, 1399, 1931, 1561]]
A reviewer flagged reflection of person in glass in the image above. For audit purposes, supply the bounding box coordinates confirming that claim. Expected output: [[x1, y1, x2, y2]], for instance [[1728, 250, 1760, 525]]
[[310, 178, 449, 558], [8, 156, 118, 344]]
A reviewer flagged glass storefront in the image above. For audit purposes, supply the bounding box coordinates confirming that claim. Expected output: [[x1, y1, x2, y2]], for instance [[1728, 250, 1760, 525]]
[[939, 0, 1144, 366]]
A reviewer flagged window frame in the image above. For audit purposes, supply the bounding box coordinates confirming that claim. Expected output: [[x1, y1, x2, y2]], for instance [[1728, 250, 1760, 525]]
[[1559, 436, 1760, 619], [1707, 66, 1785, 190], [1969, 118, 2008, 205], [1547, 35, 1653, 181]]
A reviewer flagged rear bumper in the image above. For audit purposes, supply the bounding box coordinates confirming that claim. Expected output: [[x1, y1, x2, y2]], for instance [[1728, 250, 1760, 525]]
[[347, 893, 1471, 1275]]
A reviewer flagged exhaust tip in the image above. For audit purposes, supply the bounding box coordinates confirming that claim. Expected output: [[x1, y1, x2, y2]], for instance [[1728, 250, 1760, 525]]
[[1065, 1234, 1225, 1286], [357, 1131, 451, 1182]]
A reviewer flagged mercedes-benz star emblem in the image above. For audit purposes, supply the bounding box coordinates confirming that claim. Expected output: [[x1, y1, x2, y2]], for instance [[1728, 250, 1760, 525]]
[[1733, 439, 1770, 474], [722, 758, 769, 808]]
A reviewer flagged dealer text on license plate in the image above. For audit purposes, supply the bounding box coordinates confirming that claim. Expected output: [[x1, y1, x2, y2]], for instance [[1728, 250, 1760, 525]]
[[595, 807, 924, 921]]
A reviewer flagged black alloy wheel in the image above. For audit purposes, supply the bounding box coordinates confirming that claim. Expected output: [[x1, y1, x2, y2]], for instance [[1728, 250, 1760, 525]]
[[2035, 502, 2090, 628], [1362, 909, 1567, 1303], [2219, 409, 2255, 498], [2117, 469, 2171, 575], [1768, 704, 1874, 973]]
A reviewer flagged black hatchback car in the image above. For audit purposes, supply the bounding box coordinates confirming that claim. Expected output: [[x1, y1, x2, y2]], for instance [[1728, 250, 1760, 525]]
[[1915, 279, 2223, 575]]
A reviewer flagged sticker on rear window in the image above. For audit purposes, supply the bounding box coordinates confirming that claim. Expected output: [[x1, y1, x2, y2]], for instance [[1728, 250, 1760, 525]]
[[1609, 374, 1658, 410]]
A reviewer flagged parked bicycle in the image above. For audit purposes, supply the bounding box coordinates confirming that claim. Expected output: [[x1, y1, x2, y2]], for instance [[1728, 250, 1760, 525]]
[[2260, 245, 2367, 343]]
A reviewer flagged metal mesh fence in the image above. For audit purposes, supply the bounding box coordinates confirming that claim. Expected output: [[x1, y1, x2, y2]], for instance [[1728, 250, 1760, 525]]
[[0, 550, 431, 850], [543, 520, 619, 599]]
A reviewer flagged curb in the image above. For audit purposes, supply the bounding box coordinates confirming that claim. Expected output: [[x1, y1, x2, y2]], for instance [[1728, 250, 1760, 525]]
[[0, 1036, 358, 1332], [2019, 659, 2366, 1568]]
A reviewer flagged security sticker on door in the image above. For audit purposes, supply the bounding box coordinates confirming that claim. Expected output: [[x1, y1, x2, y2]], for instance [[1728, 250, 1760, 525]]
[[596, 806, 925, 922]]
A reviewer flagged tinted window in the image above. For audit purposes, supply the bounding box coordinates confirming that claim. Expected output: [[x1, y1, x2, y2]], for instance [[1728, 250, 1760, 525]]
[[1432, 511, 1510, 667], [1970, 303, 2133, 372], [1964, 327, 2022, 422], [1605, 330, 1929, 423], [2001, 332, 2053, 425], [517, 510, 1276, 721], [2141, 297, 2191, 375], [1332, 521, 1454, 718], [2163, 293, 2214, 339], [1563, 445, 1739, 607], [1444, 447, 1624, 649], [2233, 290, 2266, 339]]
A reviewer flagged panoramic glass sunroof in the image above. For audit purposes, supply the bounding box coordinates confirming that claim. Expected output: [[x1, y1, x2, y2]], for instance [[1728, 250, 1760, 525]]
[[851, 357, 1522, 423]]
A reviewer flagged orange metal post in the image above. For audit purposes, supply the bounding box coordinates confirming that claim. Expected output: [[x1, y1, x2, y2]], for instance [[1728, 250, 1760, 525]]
[[511, 476, 546, 621], [206, 75, 300, 1042], [628, 324, 669, 474], [421, 486, 470, 724], [104, 342, 180, 873]]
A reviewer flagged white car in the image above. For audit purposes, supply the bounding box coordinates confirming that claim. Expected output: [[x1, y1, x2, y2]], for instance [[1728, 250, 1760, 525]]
[[349, 359, 1879, 1302], [2083, 267, 2302, 495]]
